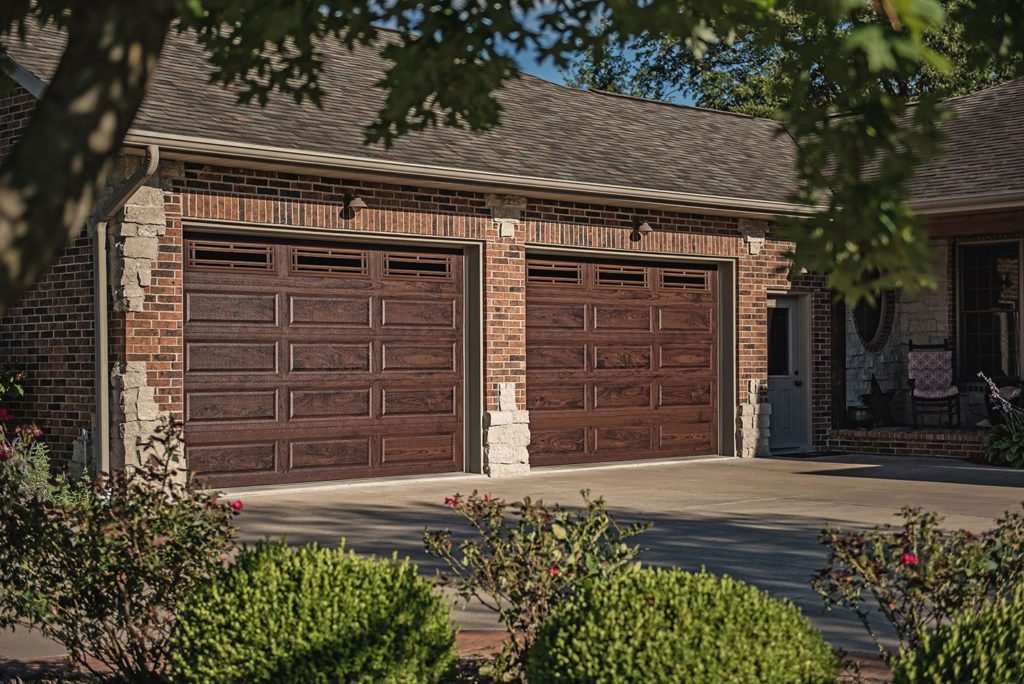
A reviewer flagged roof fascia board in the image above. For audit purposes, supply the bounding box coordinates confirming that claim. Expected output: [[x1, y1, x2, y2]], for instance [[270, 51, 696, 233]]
[[0, 52, 46, 98], [123, 129, 815, 219], [912, 191, 1024, 216]]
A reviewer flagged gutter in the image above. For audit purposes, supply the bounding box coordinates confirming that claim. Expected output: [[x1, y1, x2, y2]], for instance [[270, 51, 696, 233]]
[[122, 130, 819, 219], [88, 144, 160, 473], [912, 191, 1024, 216]]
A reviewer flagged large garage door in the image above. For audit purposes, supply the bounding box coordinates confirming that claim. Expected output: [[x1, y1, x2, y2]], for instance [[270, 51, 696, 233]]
[[183, 235, 463, 487], [526, 256, 718, 466]]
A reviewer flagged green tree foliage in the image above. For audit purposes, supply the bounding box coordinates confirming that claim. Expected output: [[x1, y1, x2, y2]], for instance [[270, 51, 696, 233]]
[[0, 1, 1022, 310]]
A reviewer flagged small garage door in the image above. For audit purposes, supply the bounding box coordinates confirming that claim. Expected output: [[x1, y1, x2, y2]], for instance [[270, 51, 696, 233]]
[[526, 256, 718, 466], [183, 235, 464, 487]]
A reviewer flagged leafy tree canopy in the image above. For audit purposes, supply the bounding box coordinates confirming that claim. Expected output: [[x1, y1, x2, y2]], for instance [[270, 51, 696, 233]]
[[0, 0, 1022, 312]]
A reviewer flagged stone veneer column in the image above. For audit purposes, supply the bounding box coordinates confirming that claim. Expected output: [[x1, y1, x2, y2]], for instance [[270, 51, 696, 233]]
[[736, 379, 771, 458], [482, 195, 531, 476], [106, 170, 171, 469]]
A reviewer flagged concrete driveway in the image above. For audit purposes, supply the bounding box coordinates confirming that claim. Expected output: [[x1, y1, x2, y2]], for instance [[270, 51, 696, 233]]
[[3, 452, 1023, 659], [233, 452, 1024, 653]]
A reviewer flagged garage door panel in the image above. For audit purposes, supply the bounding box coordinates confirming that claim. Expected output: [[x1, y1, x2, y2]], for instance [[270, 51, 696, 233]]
[[382, 342, 456, 372], [530, 428, 587, 457], [525, 345, 587, 370], [189, 442, 279, 476], [658, 345, 713, 369], [186, 291, 279, 325], [186, 390, 278, 423], [658, 381, 714, 407], [593, 383, 652, 409], [594, 346, 652, 370], [594, 425, 654, 452], [185, 236, 464, 486], [290, 343, 371, 372], [382, 299, 456, 328], [382, 386, 456, 416], [289, 439, 372, 470], [289, 388, 372, 419], [659, 306, 714, 332], [381, 433, 457, 466], [186, 341, 278, 373], [526, 384, 587, 411], [288, 296, 370, 327], [658, 424, 714, 451], [527, 256, 717, 465], [526, 304, 586, 330], [592, 305, 652, 331]]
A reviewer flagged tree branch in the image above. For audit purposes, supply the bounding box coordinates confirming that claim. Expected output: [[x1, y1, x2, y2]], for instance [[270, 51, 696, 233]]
[[0, 4, 173, 313]]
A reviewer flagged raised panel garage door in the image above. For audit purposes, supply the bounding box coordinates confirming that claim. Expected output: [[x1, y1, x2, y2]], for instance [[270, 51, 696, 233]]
[[183, 235, 463, 487], [526, 256, 718, 466]]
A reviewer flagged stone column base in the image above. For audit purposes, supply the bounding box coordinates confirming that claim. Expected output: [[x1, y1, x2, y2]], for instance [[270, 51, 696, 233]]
[[483, 409, 531, 477], [737, 402, 771, 458]]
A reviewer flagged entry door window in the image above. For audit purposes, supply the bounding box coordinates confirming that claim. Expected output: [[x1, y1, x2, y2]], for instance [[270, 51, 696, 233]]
[[767, 306, 790, 376], [959, 242, 1020, 380]]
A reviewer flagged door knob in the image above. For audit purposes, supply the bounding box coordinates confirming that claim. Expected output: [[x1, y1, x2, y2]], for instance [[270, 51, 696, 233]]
[[794, 380, 803, 387]]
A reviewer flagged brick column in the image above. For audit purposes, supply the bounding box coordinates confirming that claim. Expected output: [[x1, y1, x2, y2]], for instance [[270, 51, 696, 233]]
[[481, 194, 530, 476]]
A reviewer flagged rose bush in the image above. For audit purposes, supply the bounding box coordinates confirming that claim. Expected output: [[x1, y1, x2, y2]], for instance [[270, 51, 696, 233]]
[[812, 506, 1024, 663], [424, 490, 649, 682], [0, 417, 239, 681]]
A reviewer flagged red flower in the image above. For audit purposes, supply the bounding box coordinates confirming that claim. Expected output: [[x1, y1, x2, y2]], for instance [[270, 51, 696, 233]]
[[899, 552, 920, 566], [549, 567, 559, 576], [444, 496, 457, 507], [482, 494, 490, 501], [231, 500, 244, 511], [0, 409, 10, 422], [32, 427, 42, 438]]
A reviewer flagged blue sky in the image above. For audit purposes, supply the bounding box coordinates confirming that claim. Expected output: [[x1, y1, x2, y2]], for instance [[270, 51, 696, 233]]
[[517, 53, 568, 84]]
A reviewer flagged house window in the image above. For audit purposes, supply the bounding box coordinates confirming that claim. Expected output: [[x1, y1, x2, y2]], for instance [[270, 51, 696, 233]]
[[959, 241, 1021, 380]]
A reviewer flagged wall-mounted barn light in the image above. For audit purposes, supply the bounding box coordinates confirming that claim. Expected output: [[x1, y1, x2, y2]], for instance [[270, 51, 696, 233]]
[[629, 220, 654, 242], [340, 192, 368, 220]]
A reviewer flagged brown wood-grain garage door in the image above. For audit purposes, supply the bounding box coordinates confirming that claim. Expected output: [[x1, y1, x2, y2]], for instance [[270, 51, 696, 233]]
[[526, 256, 718, 466], [183, 235, 463, 487]]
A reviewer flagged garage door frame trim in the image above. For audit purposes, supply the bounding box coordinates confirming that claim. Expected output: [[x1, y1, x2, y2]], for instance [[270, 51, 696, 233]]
[[183, 218, 485, 474], [526, 244, 737, 458]]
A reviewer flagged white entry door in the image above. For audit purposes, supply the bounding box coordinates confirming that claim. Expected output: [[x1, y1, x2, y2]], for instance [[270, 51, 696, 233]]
[[766, 296, 810, 452]]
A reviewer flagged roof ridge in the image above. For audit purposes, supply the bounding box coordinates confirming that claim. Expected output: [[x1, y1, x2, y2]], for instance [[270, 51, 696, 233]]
[[940, 74, 1024, 104]]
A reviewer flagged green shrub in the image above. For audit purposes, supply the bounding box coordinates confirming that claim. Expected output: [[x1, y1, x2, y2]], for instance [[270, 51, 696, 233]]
[[0, 418, 238, 681], [985, 408, 1024, 468], [0, 423, 59, 501], [424, 490, 649, 681], [171, 541, 457, 684], [526, 568, 839, 684], [893, 586, 1024, 683], [812, 506, 1024, 663]]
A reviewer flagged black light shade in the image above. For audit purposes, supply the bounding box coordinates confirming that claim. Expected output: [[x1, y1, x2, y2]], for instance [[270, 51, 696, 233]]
[[340, 193, 368, 220], [629, 221, 654, 242]]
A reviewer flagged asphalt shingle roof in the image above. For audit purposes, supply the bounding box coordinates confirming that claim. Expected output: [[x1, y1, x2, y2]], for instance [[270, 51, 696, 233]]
[[4, 24, 800, 206], [909, 77, 1024, 203]]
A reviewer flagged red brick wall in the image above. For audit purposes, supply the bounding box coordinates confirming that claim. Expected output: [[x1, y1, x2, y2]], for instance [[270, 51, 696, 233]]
[[0, 86, 96, 466], [0, 87, 35, 162], [0, 231, 95, 465], [163, 162, 832, 449], [830, 427, 985, 460]]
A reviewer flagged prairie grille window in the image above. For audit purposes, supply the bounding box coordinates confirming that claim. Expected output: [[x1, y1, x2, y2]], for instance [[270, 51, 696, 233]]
[[959, 241, 1021, 379], [290, 246, 367, 277], [384, 253, 452, 280], [527, 260, 582, 285], [595, 264, 647, 288], [661, 268, 710, 291], [187, 239, 274, 272]]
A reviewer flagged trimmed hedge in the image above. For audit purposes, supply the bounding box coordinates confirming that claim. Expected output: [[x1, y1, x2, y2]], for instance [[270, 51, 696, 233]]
[[893, 586, 1024, 683], [526, 568, 839, 684], [170, 541, 456, 684]]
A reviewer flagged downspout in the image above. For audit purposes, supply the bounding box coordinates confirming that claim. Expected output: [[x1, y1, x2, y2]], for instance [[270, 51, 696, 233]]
[[89, 144, 160, 473]]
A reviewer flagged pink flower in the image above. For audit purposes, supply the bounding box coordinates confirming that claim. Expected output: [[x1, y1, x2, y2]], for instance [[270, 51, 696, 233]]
[[231, 500, 244, 511], [482, 494, 490, 501], [32, 427, 42, 438], [549, 567, 559, 576], [0, 409, 10, 422], [899, 552, 920, 566]]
